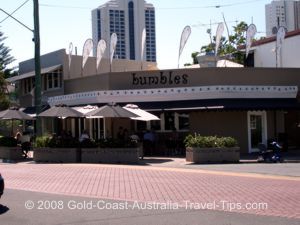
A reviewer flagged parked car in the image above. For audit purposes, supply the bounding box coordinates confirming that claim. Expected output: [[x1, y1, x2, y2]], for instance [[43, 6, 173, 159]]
[[0, 173, 4, 198]]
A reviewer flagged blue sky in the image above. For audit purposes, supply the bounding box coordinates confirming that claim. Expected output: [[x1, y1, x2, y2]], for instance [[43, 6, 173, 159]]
[[1, 0, 270, 70]]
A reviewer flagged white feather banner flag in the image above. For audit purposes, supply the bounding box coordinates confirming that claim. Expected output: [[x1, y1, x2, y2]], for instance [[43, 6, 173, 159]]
[[246, 24, 257, 59], [215, 22, 224, 56], [110, 33, 118, 65], [68, 42, 73, 70], [276, 26, 286, 67], [141, 28, 146, 61], [96, 39, 107, 71], [178, 25, 192, 68], [82, 39, 94, 69]]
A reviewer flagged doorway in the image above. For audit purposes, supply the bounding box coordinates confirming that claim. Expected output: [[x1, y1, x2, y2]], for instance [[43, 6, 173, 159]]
[[247, 111, 267, 153]]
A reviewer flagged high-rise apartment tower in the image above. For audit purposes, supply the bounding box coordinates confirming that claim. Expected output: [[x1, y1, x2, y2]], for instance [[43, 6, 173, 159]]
[[265, 0, 300, 37], [92, 0, 156, 62]]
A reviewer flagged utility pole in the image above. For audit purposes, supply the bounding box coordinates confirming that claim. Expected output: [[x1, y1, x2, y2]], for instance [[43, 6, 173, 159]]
[[0, 2, 42, 135], [33, 0, 42, 136]]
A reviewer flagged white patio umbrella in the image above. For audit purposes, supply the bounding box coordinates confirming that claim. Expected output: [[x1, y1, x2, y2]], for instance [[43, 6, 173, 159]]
[[38, 105, 84, 119], [72, 105, 98, 115], [0, 108, 35, 135], [85, 104, 138, 138], [0, 108, 34, 120], [86, 104, 138, 118], [123, 104, 160, 121], [38, 105, 85, 136]]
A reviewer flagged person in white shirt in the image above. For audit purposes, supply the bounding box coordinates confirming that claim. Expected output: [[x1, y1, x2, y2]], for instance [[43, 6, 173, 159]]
[[79, 130, 90, 142], [20, 131, 31, 158]]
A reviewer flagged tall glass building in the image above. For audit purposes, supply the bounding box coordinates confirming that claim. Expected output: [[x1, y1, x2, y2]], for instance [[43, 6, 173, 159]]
[[92, 0, 156, 62]]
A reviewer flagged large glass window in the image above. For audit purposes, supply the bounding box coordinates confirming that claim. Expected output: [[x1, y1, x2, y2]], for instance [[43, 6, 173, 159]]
[[164, 112, 175, 131], [137, 121, 147, 131], [178, 113, 190, 130], [53, 73, 58, 88], [42, 68, 62, 91], [48, 75, 53, 89], [97, 10, 101, 41], [145, 9, 156, 62], [150, 119, 161, 131], [109, 10, 126, 59], [23, 77, 35, 94], [133, 112, 190, 134], [128, 1, 135, 60]]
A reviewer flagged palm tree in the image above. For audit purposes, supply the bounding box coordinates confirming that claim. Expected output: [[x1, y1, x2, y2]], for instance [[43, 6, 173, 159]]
[[192, 21, 250, 65]]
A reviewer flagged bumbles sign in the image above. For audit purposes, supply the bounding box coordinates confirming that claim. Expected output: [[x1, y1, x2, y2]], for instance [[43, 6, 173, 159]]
[[132, 71, 189, 86]]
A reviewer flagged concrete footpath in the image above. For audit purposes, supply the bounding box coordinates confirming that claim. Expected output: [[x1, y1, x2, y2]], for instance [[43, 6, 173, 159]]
[[139, 156, 300, 177]]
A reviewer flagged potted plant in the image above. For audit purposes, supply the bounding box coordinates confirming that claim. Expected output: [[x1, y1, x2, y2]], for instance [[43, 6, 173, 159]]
[[33, 135, 80, 163], [81, 138, 140, 164], [184, 134, 240, 163]]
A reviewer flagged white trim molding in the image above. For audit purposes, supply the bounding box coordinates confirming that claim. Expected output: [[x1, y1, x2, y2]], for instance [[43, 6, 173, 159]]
[[48, 85, 298, 106]]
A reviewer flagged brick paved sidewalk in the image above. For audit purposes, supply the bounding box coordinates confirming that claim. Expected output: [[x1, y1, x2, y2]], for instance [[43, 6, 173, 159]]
[[0, 163, 299, 219]]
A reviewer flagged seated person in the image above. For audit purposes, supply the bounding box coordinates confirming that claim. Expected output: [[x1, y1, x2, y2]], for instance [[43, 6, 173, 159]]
[[15, 130, 22, 144], [79, 130, 90, 142]]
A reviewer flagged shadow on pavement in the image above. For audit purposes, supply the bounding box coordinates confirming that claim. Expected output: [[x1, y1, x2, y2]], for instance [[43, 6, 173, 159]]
[[0, 204, 10, 215], [138, 158, 174, 165]]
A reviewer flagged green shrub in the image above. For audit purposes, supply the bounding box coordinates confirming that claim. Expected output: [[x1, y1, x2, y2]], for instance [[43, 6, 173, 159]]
[[0, 136, 18, 147], [34, 135, 80, 148], [34, 136, 51, 147], [80, 139, 98, 148], [184, 134, 238, 148], [216, 136, 238, 148], [97, 138, 138, 148], [34, 136, 138, 148]]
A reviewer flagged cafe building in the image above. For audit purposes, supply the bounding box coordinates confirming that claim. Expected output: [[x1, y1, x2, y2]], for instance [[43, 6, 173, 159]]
[[8, 49, 300, 155]]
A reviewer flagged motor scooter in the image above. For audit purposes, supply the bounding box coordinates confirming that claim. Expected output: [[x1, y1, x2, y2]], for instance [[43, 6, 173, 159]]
[[257, 141, 284, 163]]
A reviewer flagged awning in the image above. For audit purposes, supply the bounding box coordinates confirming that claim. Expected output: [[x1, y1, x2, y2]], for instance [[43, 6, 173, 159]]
[[6, 64, 62, 83], [134, 99, 300, 111]]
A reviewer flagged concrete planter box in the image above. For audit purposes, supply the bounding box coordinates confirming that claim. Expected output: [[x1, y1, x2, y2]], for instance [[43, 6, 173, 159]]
[[186, 147, 240, 163], [82, 147, 139, 164], [34, 147, 80, 163], [0, 146, 23, 160]]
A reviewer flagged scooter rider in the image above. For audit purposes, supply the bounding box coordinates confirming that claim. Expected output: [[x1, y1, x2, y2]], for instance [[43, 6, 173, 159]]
[[258, 140, 283, 163]]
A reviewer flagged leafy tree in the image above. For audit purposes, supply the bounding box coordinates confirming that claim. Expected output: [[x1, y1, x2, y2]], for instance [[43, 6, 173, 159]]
[[191, 52, 199, 64], [0, 30, 15, 110], [0, 70, 9, 110], [191, 21, 249, 65], [0, 30, 15, 78]]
